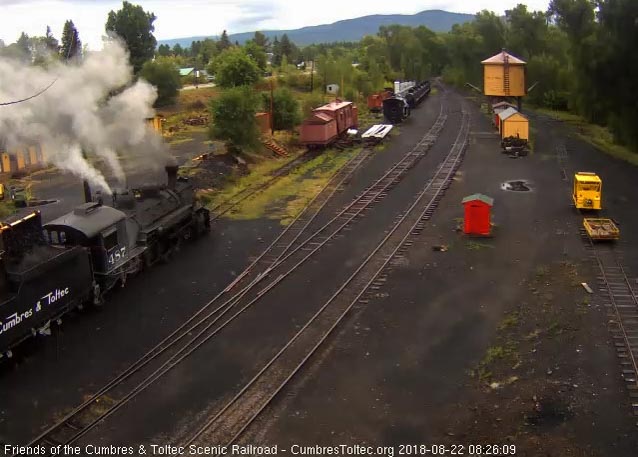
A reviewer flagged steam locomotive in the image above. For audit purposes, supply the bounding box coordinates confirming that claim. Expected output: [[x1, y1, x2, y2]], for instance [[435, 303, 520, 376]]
[[0, 165, 210, 358], [383, 80, 431, 124]]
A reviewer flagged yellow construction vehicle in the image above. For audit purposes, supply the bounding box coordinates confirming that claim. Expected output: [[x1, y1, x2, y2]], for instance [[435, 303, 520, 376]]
[[573, 172, 602, 210]]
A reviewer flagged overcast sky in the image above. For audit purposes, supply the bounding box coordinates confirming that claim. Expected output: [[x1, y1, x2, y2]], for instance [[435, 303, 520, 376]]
[[0, 0, 551, 49]]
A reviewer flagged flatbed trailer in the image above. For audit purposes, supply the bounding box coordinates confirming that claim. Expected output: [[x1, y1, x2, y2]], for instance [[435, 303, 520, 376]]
[[583, 218, 619, 240]]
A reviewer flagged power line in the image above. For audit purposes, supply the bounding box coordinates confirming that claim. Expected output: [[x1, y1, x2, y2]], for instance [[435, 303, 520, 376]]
[[0, 78, 58, 106], [0, 23, 77, 106]]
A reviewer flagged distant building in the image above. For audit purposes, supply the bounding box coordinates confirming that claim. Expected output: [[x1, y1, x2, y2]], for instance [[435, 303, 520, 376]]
[[179, 67, 195, 77]]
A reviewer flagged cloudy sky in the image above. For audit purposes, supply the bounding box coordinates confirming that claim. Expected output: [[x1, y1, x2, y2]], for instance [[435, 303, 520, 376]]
[[0, 0, 551, 49]]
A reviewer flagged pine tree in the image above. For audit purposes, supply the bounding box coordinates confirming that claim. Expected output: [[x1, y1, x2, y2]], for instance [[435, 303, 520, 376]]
[[44, 26, 59, 53], [218, 30, 231, 52], [60, 20, 82, 61]]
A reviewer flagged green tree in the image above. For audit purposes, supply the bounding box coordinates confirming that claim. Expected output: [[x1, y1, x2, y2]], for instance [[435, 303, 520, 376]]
[[474, 11, 506, 55], [16, 32, 31, 60], [60, 20, 82, 61], [105, 1, 157, 73], [253, 31, 269, 49], [209, 86, 260, 152], [218, 30, 231, 52], [505, 4, 549, 59], [157, 44, 171, 57], [213, 47, 261, 88], [244, 40, 267, 71], [262, 88, 301, 130], [271, 36, 281, 66], [44, 26, 59, 53], [172, 43, 184, 56], [140, 58, 181, 106]]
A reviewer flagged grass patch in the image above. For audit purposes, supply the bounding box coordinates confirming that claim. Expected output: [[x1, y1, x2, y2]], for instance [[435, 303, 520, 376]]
[[530, 107, 638, 166], [203, 148, 360, 224], [498, 312, 520, 331], [466, 241, 494, 251], [535, 265, 549, 277], [0, 200, 17, 220]]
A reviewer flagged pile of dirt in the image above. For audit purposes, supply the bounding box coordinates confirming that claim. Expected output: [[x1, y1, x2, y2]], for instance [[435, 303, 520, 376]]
[[184, 153, 248, 191]]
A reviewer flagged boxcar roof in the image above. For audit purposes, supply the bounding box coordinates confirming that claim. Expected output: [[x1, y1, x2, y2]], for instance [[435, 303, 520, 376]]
[[315, 100, 353, 112], [45, 203, 126, 238], [304, 112, 334, 124]]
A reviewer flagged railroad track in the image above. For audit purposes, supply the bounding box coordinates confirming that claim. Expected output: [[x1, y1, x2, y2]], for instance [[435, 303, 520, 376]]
[[581, 233, 638, 421], [21, 97, 451, 454], [180, 109, 470, 447], [208, 150, 316, 221]]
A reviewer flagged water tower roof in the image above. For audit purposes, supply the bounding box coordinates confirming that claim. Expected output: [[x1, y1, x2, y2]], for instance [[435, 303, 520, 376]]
[[481, 50, 526, 65]]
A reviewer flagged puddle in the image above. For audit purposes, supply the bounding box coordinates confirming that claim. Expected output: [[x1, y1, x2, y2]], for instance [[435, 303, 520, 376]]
[[500, 180, 531, 192]]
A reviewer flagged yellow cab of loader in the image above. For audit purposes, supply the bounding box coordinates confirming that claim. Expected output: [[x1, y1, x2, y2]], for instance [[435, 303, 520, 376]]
[[573, 172, 602, 210]]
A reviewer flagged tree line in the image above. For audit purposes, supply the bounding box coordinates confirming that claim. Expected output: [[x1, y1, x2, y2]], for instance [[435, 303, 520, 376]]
[[1, 1, 635, 152]]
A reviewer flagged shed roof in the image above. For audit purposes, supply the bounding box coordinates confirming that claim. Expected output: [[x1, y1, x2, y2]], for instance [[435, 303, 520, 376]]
[[462, 193, 494, 206], [45, 203, 126, 238], [492, 101, 516, 109], [499, 107, 528, 121], [481, 50, 526, 65], [315, 100, 353, 112], [179, 67, 195, 76]]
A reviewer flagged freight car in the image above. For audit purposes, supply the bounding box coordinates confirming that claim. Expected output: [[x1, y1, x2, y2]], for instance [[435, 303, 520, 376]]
[[404, 80, 431, 109], [300, 100, 358, 148], [0, 165, 210, 358]]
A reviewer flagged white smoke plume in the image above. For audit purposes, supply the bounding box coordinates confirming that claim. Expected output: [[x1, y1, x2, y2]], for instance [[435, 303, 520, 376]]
[[0, 38, 169, 194]]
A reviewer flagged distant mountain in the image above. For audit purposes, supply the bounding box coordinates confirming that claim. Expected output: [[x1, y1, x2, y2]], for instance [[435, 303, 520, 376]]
[[158, 10, 474, 48]]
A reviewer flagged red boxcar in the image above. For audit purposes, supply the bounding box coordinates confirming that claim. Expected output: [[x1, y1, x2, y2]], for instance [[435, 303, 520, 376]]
[[300, 100, 358, 147]]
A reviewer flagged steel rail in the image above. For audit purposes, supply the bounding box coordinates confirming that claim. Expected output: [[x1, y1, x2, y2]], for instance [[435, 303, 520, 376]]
[[584, 236, 638, 416], [182, 109, 470, 447]]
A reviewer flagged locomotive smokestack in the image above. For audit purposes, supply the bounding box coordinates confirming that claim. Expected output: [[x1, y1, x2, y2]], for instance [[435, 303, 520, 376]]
[[165, 164, 178, 190]]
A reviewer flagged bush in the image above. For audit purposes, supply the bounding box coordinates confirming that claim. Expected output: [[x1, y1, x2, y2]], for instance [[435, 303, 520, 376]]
[[209, 87, 260, 152], [301, 92, 328, 118], [261, 88, 301, 131]]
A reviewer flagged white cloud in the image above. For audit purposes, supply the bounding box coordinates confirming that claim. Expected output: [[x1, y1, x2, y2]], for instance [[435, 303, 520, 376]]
[[0, 0, 551, 49]]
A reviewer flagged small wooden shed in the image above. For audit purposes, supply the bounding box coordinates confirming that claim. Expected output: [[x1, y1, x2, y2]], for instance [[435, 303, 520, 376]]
[[462, 193, 494, 236], [498, 107, 529, 141], [492, 102, 517, 130]]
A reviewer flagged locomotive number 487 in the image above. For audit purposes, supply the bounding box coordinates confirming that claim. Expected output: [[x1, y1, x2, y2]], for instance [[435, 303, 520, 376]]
[[107, 246, 127, 266]]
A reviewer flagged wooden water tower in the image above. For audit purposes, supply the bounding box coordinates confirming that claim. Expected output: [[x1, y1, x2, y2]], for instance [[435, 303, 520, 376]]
[[482, 49, 526, 110]]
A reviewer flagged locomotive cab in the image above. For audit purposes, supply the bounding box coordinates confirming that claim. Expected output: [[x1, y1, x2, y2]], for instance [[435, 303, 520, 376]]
[[44, 202, 136, 281]]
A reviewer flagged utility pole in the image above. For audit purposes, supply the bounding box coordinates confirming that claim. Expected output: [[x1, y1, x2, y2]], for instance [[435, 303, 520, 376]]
[[270, 77, 274, 135], [310, 60, 314, 92]]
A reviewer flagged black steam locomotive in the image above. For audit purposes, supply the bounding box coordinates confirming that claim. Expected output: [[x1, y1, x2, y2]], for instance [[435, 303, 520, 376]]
[[0, 165, 210, 357], [383, 80, 431, 124]]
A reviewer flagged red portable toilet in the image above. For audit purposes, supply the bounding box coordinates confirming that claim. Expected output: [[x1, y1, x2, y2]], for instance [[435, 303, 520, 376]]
[[462, 193, 494, 236]]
